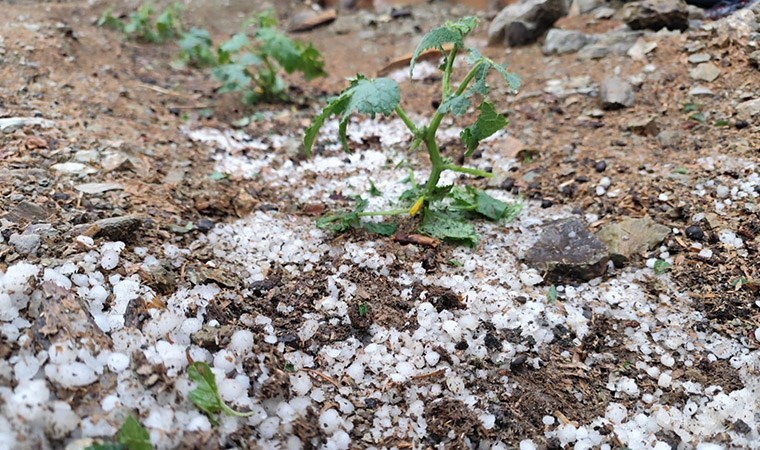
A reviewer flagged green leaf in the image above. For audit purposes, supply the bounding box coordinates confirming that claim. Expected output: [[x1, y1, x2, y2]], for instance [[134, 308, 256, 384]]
[[363, 221, 398, 236], [212, 63, 252, 93], [683, 103, 700, 113], [117, 415, 153, 450], [439, 93, 471, 116], [97, 10, 125, 32], [410, 16, 479, 77], [188, 362, 224, 425], [474, 190, 508, 221], [368, 180, 382, 197], [86, 444, 125, 450], [178, 28, 216, 67], [218, 33, 250, 63], [255, 28, 326, 80], [689, 112, 706, 123], [418, 210, 478, 247], [466, 49, 521, 92], [461, 101, 507, 156], [358, 302, 368, 317], [316, 196, 368, 234], [304, 76, 400, 155], [713, 119, 729, 127], [155, 3, 182, 41], [547, 286, 558, 303], [653, 260, 671, 275]]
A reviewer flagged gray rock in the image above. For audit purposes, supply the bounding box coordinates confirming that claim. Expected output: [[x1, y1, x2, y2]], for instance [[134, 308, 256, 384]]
[[578, 29, 643, 59], [749, 50, 760, 68], [596, 217, 670, 266], [524, 218, 609, 283], [75, 182, 125, 195], [627, 116, 660, 136], [570, 0, 605, 14], [688, 85, 714, 96], [657, 130, 682, 147], [542, 29, 596, 54], [70, 215, 144, 243], [599, 77, 635, 110], [736, 98, 760, 119], [0, 117, 55, 134], [488, 0, 568, 47], [51, 162, 97, 175], [4, 201, 50, 223], [594, 7, 616, 19], [9, 233, 41, 255], [623, 0, 689, 32], [690, 62, 721, 82], [687, 53, 711, 64]]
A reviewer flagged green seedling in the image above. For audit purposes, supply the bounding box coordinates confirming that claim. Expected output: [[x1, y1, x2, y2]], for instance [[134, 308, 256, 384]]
[[188, 362, 253, 425], [304, 17, 520, 246], [85, 415, 153, 450], [98, 2, 182, 44], [653, 259, 671, 275]]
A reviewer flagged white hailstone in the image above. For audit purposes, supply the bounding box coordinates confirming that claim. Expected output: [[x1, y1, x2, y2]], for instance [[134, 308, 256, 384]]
[[45, 362, 98, 388], [14, 352, 41, 381], [658, 373, 672, 388], [71, 273, 89, 288], [319, 408, 341, 434], [480, 414, 496, 429], [330, 430, 351, 450], [442, 320, 462, 341], [107, 353, 130, 373], [217, 377, 246, 403], [542, 415, 555, 426], [44, 269, 72, 290], [290, 372, 312, 396], [556, 424, 578, 445], [715, 185, 730, 199], [311, 388, 325, 402], [519, 270, 544, 286], [394, 361, 415, 381], [102, 395, 120, 412], [446, 376, 465, 394], [12, 379, 50, 420], [407, 400, 424, 417], [277, 402, 296, 423], [180, 318, 202, 336], [458, 314, 479, 331], [336, 396, 354, 415], [0, 293, 17, 322], [606, 403, 627, 423], [229, 330, 255, 356], [89, 285, 109, 304], [519, 441, 537, 450], [755, 327, 760, 343], [285, 436, 303, 450], [186, 414, 212, 432], [213, 349, 237, 373], [100, 250, 120, 270], [698, 249, 713, 259], [424, 350, 440, 367], [653, 442, 672, 450], [696, 444, 724, 450], [258, 417, 280, 439], [345, 361, 364, 382], [76, 235, 95, 247], [47, 401, 80, 438], [145, 406, 174, 431], [3, 262, 38, 297], [661, 354, 675, 367]]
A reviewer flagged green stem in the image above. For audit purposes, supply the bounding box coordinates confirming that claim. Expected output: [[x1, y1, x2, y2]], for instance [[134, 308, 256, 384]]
[[444, 164, 493, 178], [358, 209, 410, 217], [441, 45, 458, 99], [395, 106, 419, 136]]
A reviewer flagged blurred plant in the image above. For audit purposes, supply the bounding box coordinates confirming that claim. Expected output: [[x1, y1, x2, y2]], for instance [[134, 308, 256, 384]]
[[98, 2, 183, 43]]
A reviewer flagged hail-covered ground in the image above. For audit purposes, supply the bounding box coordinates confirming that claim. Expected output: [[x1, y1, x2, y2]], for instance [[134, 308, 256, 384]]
[[2, 98, 758, 450]]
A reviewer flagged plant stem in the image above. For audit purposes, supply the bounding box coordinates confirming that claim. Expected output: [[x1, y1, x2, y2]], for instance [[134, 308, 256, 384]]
[[444, 164, 493, 178], [441, 45, 458, 98], [395, 106, 419, 136], [358, 209, 410, 217]]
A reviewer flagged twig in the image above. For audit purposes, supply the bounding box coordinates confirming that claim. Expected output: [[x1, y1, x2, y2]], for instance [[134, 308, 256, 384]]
[[137, 83, 201, 100], [305, 369, 341, 389]]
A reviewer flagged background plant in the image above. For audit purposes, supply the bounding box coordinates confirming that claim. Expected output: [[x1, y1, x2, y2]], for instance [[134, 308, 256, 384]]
[[98, 2, 183, 44], [177, 11, 326, 104], [304, 16, 521, 246]]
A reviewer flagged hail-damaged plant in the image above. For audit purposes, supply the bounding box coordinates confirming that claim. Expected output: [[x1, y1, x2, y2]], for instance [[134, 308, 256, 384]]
[[98, 2, 183, 44], [209, 11, 326, 103], [85, 415, 153, 450], [187, 362, 253, 425], [304, 17, 520, 246]]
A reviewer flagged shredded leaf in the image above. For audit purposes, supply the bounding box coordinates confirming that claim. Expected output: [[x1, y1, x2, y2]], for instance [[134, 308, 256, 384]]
[[461, 101, 507, 156], [188, 362, 253, 425], [410, 16, 479, 77], [363, 221, 398, 236], [418, 209, 478, 247]]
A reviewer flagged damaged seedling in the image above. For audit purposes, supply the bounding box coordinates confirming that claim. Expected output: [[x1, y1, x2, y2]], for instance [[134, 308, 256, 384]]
[[304, 16, 521, 246], [187, 362, 254, 425], [85, 415, 153, 450], [98, 2, 183, 44], [177, 11, 326, 104]]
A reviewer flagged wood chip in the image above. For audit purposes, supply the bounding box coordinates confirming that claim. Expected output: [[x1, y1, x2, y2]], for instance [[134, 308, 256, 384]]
[[289, 9, 337, 32], [393, 233, 439, 248], [377, 44, 455, 77]]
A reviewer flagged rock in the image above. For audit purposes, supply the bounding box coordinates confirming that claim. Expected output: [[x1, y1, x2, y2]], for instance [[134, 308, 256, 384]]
[[736, 98, 760, 119], [690, 62, 721, 82], [70, 215, 144, 242], [0, 117, 55, 133], [627, 39, 658, 60], [75, 183, 125, 195], [51, 162, 97, 175], [596, 217, 670, 266], [685, 224, 705, 241], [599, 77, 635, 110], [9, 233, 41, 255], [542, 29, 596, 54], [524, 218, 609, 282], [570, 0, 605, 14], [488, 0, 568, 47], [749, 50, 760, 68], [628, 116, 660, 136], [623, 0, 689, 32], [4, 201, 50, 223], [657, 130, 682, 147], [579, 29, 642, 59], [687, 53, 711, 64], [686, 4, 706, 20], [688, 85, 714, 96]]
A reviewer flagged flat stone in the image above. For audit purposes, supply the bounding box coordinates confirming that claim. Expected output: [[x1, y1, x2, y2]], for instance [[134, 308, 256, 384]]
[[4, 201, 50, 223], [628, 116, 660, 136], [688, 85, 714, 96], [657, 130, 682, 147], [736, 98, 760, 119], [596, 217, 670, 266], [579, 29, 643, 59], [687, 53, 711, 64], [0, 117, 55, 133], [9, 233, 41, 255], [70, 215, 144, 242], [488, 0, 568, 47], [623, 0, 689, 32], [75, 183, 125, 195], [524, 218, 609, 283], [51, 162, 97, 175], [599, 77, 635, 110], [690, 62, 721, 82], [542, 29, 596, 54], [749, 50, 760, 68]]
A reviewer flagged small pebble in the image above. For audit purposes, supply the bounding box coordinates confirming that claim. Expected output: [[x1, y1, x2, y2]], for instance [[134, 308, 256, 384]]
[[540, 199, 553, 208], [685, 225, 704, 241], [197, 218, 215, 232], [595, 160, 607, 172]]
